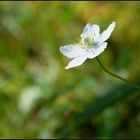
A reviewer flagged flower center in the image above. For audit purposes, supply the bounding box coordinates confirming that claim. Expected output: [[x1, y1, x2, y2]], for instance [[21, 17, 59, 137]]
[[80, 36, 98, 49], [84, 37, 94, 48]]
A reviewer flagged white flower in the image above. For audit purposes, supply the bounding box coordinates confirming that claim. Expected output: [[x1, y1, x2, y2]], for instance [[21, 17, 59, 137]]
[[60, 21, 116, 69]]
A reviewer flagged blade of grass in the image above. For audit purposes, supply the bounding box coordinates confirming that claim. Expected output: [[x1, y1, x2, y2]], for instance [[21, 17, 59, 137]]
[[59, 80, 140, 138]]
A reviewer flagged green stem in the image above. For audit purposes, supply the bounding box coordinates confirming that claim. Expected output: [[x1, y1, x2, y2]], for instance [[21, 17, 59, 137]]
[[96, 57, 140, 90]]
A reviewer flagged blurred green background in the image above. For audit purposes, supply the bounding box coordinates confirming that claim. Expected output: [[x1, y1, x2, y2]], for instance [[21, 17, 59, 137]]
[[0, 1, 140, 138]]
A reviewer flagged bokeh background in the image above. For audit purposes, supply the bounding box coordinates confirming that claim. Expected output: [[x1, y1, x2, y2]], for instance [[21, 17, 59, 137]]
[[0, 1, 140, 138]]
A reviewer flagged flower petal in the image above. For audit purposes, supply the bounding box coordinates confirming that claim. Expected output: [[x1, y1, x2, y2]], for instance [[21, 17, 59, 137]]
[[86, 42, 107, 59], [80, 23, 100, 42], [95, 21, 115, 43], [60, 44, 84, 58], [65, 54, 87, 69]]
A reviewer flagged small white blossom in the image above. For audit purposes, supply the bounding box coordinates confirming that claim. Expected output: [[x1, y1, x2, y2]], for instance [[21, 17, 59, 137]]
[[60, 21, 116, 69]]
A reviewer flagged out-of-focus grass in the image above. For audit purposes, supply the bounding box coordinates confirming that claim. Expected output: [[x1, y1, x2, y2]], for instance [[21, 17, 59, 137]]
[[0, 1, 140, 138]]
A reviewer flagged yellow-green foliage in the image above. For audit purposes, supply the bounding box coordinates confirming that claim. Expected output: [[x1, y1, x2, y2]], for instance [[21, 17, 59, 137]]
[[0, 1, 140, 138]]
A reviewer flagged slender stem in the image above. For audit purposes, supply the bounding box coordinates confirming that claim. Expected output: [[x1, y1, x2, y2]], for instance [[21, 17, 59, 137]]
[[96, 57, 140, 90]]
